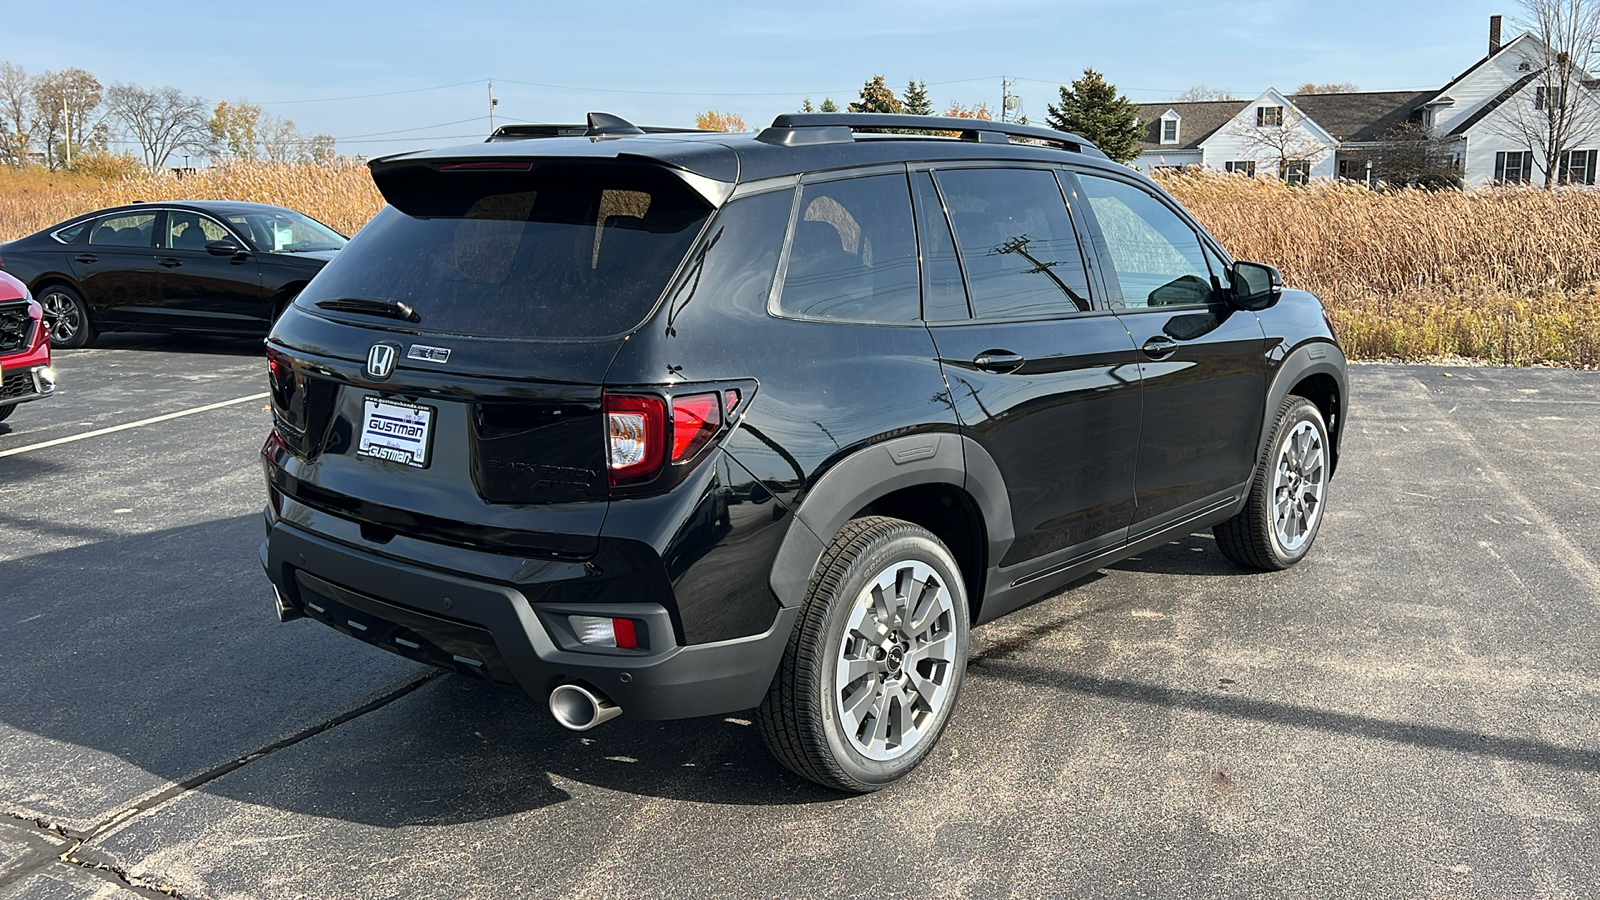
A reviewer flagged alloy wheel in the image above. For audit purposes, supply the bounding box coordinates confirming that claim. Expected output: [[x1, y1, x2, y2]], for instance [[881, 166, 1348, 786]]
[[834, 559, 958, 761], [40, 291, 81, 344], [1271, 420, 1326, 552]]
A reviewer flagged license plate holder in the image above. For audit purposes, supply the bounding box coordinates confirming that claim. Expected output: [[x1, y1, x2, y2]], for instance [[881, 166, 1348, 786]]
[[357, 396, 435, 468]]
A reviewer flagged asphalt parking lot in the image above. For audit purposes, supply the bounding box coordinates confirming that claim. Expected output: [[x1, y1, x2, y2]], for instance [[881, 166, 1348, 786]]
[[1, 340, 1597, 900]]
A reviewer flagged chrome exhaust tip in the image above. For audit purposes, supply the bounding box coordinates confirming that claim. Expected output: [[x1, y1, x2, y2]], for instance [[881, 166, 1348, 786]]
[[549, 683, 622, 731]]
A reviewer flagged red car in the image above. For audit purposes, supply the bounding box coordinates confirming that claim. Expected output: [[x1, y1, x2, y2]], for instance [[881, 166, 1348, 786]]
[[0, 270, 55, 422]]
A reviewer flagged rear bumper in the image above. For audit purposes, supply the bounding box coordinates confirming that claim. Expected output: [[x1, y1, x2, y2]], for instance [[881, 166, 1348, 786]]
[[0, 363, 55, 408], [261, 519, 795, 720]]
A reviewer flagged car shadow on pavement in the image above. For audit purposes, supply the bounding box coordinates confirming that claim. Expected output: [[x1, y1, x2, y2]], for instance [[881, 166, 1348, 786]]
[[1108, 532, 1245, 577], [63, 333, 263, 357], [0, 515, 839, 832]]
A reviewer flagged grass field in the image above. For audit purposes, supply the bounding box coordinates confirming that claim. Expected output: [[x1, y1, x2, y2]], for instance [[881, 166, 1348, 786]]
[[2, 163, 1596, 367]]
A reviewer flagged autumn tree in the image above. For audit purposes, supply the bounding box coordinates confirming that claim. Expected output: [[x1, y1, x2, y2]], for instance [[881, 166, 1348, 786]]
[[943, 101, 993, 120], [31, 67, 102, 168], [695, 110, 748, 132], [105, 83, 209, 169], [209, 100, 262, 159], [903, 80, 932, 115], [1491, 0, 1600, 187], [1175, 86, 1236, 102], [1294, 82, 1360, 94], [1046, 68, 1142, 162], [848, 75, 904, 114]]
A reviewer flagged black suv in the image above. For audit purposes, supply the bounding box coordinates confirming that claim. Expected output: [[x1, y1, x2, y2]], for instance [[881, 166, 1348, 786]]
[[260, 112, 1346, 792]]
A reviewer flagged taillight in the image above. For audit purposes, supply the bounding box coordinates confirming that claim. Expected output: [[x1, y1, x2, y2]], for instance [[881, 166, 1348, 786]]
[[670, 392, 721, 463], [604, 393, 666, 485], [569, 615, 642, 650]]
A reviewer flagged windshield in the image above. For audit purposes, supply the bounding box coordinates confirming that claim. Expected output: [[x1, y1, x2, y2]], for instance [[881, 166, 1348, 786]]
[[296, 162, 714, 339], [225, 209, 347, 253]]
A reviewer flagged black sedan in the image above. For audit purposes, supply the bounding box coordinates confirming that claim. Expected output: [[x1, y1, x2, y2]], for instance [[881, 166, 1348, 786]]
[[0, 201, 347, 348]]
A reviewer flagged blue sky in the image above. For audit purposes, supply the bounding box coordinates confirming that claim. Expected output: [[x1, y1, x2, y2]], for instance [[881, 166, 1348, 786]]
[[11, 0, 1511, 158]]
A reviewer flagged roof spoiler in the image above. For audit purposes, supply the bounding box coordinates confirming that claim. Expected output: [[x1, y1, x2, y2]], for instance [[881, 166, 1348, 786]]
[[755, 113, 1107, 158], [486, 112, 717, 142]]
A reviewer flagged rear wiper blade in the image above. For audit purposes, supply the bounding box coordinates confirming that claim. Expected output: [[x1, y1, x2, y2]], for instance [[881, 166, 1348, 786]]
[[314, 297, 420, 323]]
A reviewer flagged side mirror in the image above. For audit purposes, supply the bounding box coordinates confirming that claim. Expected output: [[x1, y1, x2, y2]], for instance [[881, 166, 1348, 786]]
[[205, 239, 246, 257], [1231, 261, 1283, 311]]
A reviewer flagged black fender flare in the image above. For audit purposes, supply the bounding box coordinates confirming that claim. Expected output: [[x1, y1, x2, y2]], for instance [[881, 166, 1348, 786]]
[[1260, 339, 1348, 478], [766, 433, 1014, 609]]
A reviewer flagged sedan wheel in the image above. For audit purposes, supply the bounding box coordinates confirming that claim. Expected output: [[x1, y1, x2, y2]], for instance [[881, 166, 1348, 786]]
[[38, 286, 94, 349]]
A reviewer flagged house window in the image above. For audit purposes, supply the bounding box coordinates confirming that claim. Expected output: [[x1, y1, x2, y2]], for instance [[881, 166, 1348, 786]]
[[1536, 86, 1566, 111], [1281, 160, 1311, 185], [1160, 117, 1180, 144], [1336, 158, 1370, 181], [1560, 149, 1598, 185], [1495, 150, 1535, 184], [1225, 160, 1256, 177], [1257, 106, 1284, 127]]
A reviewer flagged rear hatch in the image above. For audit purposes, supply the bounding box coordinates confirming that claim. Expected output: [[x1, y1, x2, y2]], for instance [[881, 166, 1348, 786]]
[[266, 149, 730, 558]]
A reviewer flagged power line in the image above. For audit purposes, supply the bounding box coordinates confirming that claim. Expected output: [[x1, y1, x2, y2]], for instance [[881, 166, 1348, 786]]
[[257, 79, 485, 105], [334, 116, 485, 140]]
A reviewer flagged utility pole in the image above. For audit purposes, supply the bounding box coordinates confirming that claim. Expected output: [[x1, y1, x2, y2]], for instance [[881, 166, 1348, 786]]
[[1000, 77, 1021, 124], [488, 80, 498, 133]]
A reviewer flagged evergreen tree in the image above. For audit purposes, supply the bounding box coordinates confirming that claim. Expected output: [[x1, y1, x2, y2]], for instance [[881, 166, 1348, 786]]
[[819, 98, 839, 113], [848, 75, 904, 114], [1045, 68, 1142, 163], [903, 80, 932, 116], [801, 98, 815, 112]]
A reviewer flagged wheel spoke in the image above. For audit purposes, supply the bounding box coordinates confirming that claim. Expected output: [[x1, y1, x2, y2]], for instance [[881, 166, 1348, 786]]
[[840, 681, 877, 735], [905, 664, 942, 704], [907, 633, 954, 667], [906, 578, 943, 638], [841, 653, 884, 686], [865, 692, 891, 748]]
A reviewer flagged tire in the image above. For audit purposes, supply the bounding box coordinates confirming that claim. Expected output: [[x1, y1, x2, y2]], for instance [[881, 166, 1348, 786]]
[[756, 516, 970, 792], [1215, 395, 1330, 570], [38, 284, 94, 349], [0, 404, 13, 422]]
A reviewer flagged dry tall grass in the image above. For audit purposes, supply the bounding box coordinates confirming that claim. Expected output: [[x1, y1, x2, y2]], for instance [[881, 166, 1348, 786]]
[[2, 163, 1597, 366], [1157, 171, 1600, 367], [0, 161, 382, 241]]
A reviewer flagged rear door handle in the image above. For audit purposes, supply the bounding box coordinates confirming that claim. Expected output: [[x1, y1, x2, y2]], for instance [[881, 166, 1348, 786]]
[[74, 253, 98, 264], [158, 257, 183, 269], [1141, 336, 1178, 359], [973, 350, 1026, 374]]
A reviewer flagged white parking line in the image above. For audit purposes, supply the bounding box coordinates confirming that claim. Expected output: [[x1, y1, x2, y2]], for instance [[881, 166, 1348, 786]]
[[0, 393, 269, 459]]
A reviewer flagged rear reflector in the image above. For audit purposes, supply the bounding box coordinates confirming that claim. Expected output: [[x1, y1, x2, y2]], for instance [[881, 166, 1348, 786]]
[[569, 615, 640, 650]]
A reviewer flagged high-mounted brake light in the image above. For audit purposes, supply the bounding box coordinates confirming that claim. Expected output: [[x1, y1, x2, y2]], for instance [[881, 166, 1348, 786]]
[[604, 393, 665, 484], [437, 161, 534, 171], [671, 393, 721, 463]]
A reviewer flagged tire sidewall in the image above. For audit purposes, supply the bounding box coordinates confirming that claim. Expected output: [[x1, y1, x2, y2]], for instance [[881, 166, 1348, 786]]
[[1262, 399, 1329, 566], [812, 528, 969, 788]]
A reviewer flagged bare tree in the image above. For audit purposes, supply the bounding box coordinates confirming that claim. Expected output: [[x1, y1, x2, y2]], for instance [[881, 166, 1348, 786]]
[[105, 83, 208, 169], [0, 62, 34, 166], [1294, 82, 1360, 94], [1175, 86, 1235, 102], [30, 67, 102, 168], [1227, 105, 1331, 182], [1493, 0, 1600, 186], [258, 113, 301, 162], [1371, 121, 1462, 187]]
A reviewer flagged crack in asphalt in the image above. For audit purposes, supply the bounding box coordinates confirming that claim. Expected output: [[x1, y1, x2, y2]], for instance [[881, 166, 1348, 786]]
[[1, 669, 444, 898]]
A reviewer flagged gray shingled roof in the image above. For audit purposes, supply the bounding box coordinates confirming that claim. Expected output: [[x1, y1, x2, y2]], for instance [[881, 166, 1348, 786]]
[[1135, 100, 1247, 151]]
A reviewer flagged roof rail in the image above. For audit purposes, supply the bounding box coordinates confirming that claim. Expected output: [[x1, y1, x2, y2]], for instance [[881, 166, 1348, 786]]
[[755, 113, 1107, 158], [486, 112, 717, 142]]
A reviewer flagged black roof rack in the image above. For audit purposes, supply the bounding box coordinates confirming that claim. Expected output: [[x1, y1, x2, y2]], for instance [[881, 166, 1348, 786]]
[[755, 113, 1107, 158], [486, 112, 717, 142]]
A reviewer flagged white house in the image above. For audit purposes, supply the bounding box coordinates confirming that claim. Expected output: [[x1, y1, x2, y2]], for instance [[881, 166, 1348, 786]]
[[1134, 16, 1600, 188]]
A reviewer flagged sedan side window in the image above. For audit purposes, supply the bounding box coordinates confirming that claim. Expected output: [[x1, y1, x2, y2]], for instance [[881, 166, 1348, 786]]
[[87, 213, 156, 248], [777, 173, 920, 323], [165, 213, 229, 251], [934, 168, 1092, 320], [1077, 175, 1215, 309]]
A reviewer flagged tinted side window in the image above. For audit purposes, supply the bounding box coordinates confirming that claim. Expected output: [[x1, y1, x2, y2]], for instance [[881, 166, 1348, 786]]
[[165, 213, 229, 251], [1078, 175, 1215, 309], [935, 168, 1091, 320], [911, 172, 969, 321], [777, 173, 919, 323], [88, 213, 156, 248], [661, 188, 793, 325]]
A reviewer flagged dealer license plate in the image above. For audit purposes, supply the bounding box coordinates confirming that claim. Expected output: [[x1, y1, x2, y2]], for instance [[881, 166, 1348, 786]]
[[357, 396, 434, 468]]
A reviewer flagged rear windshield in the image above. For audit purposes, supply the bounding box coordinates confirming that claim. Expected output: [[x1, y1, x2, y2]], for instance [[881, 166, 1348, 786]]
[[297, 163, 713, 338]]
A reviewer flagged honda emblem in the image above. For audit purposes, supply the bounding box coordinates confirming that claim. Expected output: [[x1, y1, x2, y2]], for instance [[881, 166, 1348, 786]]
[[366, 342, 400, 380]]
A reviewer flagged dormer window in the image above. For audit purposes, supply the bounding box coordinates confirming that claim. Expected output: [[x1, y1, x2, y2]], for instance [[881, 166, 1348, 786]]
[[1257, 106, 1284, 127], [1160, 112, 1181, 145]]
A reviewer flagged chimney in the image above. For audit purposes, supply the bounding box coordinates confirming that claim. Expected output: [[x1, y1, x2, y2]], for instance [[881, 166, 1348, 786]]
[[1490, 14, 1503, 55]]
